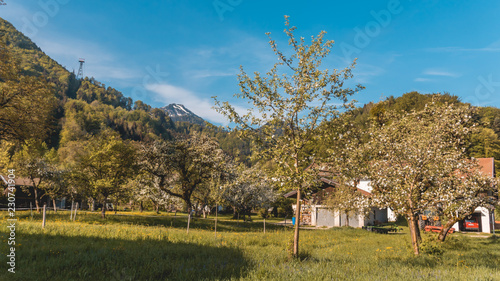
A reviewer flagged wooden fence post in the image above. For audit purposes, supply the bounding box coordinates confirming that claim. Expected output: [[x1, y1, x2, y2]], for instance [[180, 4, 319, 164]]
[[70, 201, 74, 221], [187, 211, 191, 234], [42, 204, 46, 229], [73, 203, 78, 221]]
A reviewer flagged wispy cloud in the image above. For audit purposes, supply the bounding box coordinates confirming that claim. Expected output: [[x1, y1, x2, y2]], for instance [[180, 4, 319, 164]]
[[353, 64, 386, 84], [425, 40, 500, 53], [414, 78, 433, 82], [170, 32, 277, 83], [0, 2, 31, 22], [35, 37, 140, 80], [422, 69, 460, 78], [36, 38, 114, 63], [191, 70, 238, 79], [146, 83, 247, 125], [425, 46, 500, 53]]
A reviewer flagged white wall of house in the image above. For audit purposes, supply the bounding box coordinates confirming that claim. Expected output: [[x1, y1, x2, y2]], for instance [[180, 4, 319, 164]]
[[451, 207, 495, 233], [387, 209, 397, 222], [357, 180, 372, 193], [312, 206, 388, 227]]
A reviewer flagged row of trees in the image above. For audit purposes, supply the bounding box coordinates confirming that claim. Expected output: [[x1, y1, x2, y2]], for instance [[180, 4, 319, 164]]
[[0, 21, 275, 225], [214, 16, 498, 257], [8, 130, 277, 223]]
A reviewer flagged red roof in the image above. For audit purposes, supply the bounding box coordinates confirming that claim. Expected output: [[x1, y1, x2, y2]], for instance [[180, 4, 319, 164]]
[[0, 175, 39, 187], [477, 158, 495, 178]]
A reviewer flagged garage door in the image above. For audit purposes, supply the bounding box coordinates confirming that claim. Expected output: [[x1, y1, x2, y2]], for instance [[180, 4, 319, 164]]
[[317, 208, 337, 227]]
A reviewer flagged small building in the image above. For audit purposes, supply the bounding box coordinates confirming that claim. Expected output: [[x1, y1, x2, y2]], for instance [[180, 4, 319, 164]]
[[451, 158, 497, 233], [0, 175, 71, 209], [0, 175, 40, 208], [285, 178, 391, 227]]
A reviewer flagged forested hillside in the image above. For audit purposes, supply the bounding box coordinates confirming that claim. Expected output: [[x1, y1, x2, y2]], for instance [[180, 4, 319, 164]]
[[0, 16, 254, 165], [0, 17, 174, 147], [1, 16, 499, 169], [337, 92, 500, 171]]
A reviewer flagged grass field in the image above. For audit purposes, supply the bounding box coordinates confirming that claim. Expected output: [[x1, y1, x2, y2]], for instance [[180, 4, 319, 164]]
[[1, 210, 499, 281]]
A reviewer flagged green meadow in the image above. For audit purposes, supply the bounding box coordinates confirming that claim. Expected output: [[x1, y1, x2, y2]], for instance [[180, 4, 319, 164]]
[[1, 211, 499, 281]]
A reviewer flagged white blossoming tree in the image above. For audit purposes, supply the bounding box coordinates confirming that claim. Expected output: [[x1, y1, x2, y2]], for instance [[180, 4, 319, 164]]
[[435, 161, 497, 241], [139, 132, 230, 232], [129, 173, 183, 214], [222, 165, 276, 223], [214, 16, 362, 257], [322, 115, 371, 226], [367, 102, 477, 255]]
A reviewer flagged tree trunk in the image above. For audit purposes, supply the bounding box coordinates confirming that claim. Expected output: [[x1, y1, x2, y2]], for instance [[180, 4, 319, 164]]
[[34, 189, 40, 213], [186, 198, 192, 234], [73, 203, 78, 221], [293, 187, 301, 257], [101, 198, 107, 219], [408, 215, 420, 255], [345, 211, 349, 227], [194, 202, 200, 217], [215, 204, 218, 239], [52, 198, 57, 212], [187, 206, 191, 234], [438, 219, 457, 242], [413, 216, 422, 242], [89, 198, 95, 212], [155, 204, 159, 214], [232, 206, 237, 219], [139, 201, 143, 213]]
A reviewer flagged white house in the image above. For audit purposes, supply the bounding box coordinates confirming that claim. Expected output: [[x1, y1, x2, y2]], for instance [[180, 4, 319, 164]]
[[295, 158, 496, 232], [451, 158, 497, 234], [312, 180, 395, 227], [286, 179, 393, 227]]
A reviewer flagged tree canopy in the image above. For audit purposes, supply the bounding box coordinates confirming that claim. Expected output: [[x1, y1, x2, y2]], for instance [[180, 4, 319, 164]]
[[214, 16, 363, 257], [367, 102, 478, 255]]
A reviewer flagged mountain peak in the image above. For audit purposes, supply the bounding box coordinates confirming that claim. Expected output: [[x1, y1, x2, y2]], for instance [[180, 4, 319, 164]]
[[160, 104, 205, 125]]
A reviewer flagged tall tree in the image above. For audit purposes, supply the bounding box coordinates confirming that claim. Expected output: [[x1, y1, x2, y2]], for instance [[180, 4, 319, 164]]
[[222, 165, 276, 222], [14, 141, 54, 213], [128, 172, 182, 214], [139, 132, 230, 229], [322, 115, 371, 226], [43, 168, 69, 212], [367, 102, 476, 255], [73, 130, 136, 218], [214, 16, 362, 256]]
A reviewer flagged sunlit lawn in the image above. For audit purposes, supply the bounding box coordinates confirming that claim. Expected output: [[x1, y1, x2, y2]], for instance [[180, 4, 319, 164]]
[[1, 210, 499, 280]]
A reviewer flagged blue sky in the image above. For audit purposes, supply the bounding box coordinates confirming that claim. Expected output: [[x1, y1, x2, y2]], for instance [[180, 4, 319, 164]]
[[2, 1, 500, 124]]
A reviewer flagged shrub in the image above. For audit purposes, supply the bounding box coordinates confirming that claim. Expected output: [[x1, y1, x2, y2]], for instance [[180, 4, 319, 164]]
[[258, 208, 269, 219]]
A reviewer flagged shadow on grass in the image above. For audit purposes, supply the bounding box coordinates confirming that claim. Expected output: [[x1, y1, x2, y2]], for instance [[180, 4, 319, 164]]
[[381, 235, 500, 271], [4, 233, 250, 281], [19, 211, 286, 234]]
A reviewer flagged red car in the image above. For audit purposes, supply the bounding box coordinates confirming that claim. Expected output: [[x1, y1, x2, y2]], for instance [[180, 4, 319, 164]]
[[464, 218, 479, 230]]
